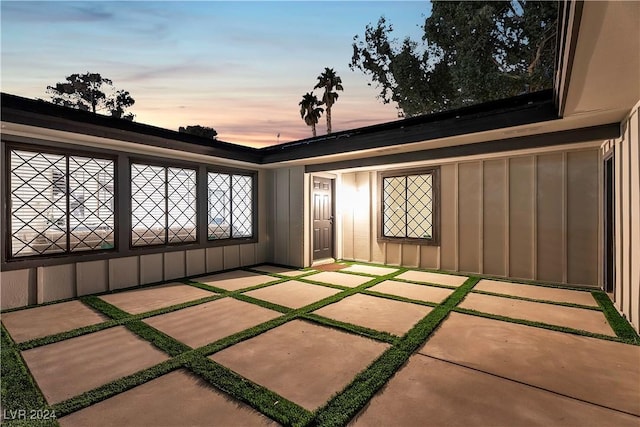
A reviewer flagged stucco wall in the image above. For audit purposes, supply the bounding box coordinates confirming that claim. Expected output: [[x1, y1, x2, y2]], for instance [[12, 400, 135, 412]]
[[607, 101, 640, 332], [339, 146, 601, 287]]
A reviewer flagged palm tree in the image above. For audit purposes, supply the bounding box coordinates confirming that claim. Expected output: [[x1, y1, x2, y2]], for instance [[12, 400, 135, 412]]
[[314, 67, 344, 134], [299, 92, 323, 137]]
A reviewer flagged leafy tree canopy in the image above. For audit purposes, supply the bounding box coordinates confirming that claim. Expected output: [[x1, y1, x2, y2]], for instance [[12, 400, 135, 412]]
[[47, 72, 135, 120], [350, 0, 558, 117], [178, 125, 218, 139]]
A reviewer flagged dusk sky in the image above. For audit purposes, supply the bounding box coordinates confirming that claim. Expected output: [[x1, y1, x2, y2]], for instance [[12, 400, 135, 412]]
[[1, 1, 430, 147]]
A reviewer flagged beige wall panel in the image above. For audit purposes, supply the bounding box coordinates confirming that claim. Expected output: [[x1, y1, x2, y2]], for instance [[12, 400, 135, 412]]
[[621, 135, 631, 319], [1, 268, 36, 309], [614, 138, 623, 306], [386, 243, 401, 265], [369, 173, 385, 263], [629, 109, 640, 330], [402, 244, 419, 268], [458, 162, 482, 273], [509, 157, 535, 279], [536, 153, 564, 282], [341, 173, 355, 260], [76, 260, 108, 296], [288, 166, 305, 267], [274, 168, 290, 265], [353, 172, 371, 262], [483, 159, 507, 276], [186, 249, 206, 276], [140, 253, 163, 284], [206, 247, 224, 272], [239, 244, 256, 267], [257, 169, 269, 265], [440, 164, 457, 270], [164, 251, 185, 281], [419, 245, 439, 269], [223, 245, 240, 269], [38, 263, 76, 303], [108, 256, 139, 290], [567, 150, 600, 285]]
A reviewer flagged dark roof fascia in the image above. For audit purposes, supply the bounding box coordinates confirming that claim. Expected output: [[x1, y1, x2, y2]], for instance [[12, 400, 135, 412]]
[[305, 122, 620, 173], [0, 93, 261, 164], [259, 90, 557, 164], [2, 90, 557, 166], [554, 0, 584, 117]]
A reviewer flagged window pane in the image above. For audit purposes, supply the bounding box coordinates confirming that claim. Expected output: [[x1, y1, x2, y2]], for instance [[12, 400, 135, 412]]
[[10, 150, 67, 256], [131, 163, 165, 246], [208, 173, 231, 239], [167, 167, 197, 243], [231, 175, 253, 238], [406, 174, 433, 238], [382, 176, 406, 237], [68, 156, 115, 251]]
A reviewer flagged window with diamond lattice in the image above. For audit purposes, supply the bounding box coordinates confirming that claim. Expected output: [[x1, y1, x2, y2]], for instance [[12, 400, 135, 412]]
[[380, 168, 439, 244], [9, 149, 115, 257], [131, 164, 197, 246], [208, 172, 253, 240]]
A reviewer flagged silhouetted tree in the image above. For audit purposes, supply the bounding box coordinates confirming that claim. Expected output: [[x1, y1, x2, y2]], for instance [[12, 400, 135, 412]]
[[299, 92, 323, 137], [47, 72, 135, 120], [314, 68, 344, 134], [179, 125, 218, 139]]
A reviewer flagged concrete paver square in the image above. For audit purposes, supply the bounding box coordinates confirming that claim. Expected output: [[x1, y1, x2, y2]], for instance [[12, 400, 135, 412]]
[[352, 354, 640, 427], [341, 264, 399, 276], [368, 280, 453, 303], [252, 264, 311, 277], [1, 301, 107, 343], [210, 320, 388, 410], [475, 279, 598, 306], [144, 298, 281, 348], [305, 271, 373, 287], [59, 369, 275, 427], [312, 294, 431, 336], [21, 326, 168, 404], [99, 283, 214, 315], [395, 270, 468, 287], [195, 270, 278, 291], [420, 313, 640, 416], [243, 280, 341, 309], [459, 292, 614, 335]]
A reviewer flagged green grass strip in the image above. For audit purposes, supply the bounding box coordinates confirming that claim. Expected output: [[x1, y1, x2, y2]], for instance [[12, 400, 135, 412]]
[[300, 313, 398, 344], [470, 289, 603, 311], [312, 277, 480, 427], [360, 290, 438, 308], [124, 320, 191, 356], [453, 307, 640, 346], [232, 294, 293, 314], [592, 291, 640, 343], [186, 356, 313, 427], [51, 358, 183, 418], [17, 320, 120, 351], [80, 296, 130, 320], [1, 325, 59, 426]]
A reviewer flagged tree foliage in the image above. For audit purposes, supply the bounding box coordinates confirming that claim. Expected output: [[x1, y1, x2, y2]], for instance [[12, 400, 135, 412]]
[[299, 92, 324, 137], [178, 125, 218, 139], [314, 68, 344, 134], [47, 72, 135, 120], [350, 0, 558, 117]]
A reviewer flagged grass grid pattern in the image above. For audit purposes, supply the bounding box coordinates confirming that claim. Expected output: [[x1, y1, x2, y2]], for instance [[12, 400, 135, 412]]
[[1, 262, 638, 426]]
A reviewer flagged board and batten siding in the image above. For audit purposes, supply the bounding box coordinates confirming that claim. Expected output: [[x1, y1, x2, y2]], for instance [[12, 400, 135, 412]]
[[339, 147, 601, 287], [267, 166, 306, 267], [605, 100, 640, 333]]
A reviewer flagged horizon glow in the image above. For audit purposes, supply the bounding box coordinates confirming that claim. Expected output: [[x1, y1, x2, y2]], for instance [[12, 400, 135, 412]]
[[1, 1, 431, 147]]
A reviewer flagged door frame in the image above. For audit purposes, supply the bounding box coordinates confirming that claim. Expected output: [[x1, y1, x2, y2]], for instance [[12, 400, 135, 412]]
[[309, 173, 336, 263], [603, 151, 615, 294]]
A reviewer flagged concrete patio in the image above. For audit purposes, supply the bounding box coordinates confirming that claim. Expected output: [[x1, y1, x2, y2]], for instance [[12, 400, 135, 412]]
[[1, 262, 638, 426]]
